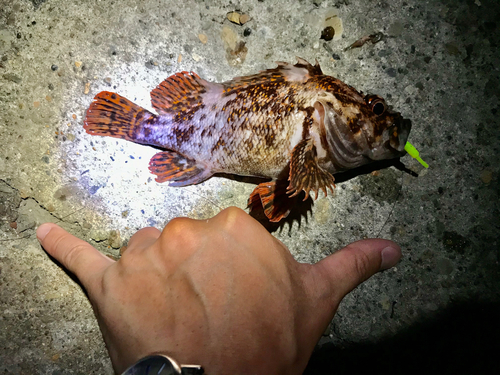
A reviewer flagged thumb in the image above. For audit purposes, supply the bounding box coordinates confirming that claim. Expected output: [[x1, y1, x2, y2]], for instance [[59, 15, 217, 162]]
[[312, 239, 401, 302]]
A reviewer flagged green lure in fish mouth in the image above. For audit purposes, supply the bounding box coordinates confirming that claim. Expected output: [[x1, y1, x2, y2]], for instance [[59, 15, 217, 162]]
[[404, 142, 429, 168]]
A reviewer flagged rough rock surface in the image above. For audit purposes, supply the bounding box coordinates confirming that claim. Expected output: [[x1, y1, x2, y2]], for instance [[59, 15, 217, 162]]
[[0, 0, 499, 373]]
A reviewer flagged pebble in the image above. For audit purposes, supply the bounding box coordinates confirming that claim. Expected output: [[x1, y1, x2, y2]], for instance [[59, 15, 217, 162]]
[[221, 25, 238, 51], [388, 21, 404, 36], [239, 14, 250, 25], [198, 33, 208, 44], [436, 257, 454, 275], [480, 169, 492, 184], [227, 11, 241, 24], [380, 294, 391, 310], [2, 73, 22, 83], [74, 61, 82, 68], [89, 229, 109, 242], [386, 67, 397, 77], [445, 43, 460, 56], [108, 230, 122, 249], [313, 198, 331, 225], [320, 26, 335, 41]]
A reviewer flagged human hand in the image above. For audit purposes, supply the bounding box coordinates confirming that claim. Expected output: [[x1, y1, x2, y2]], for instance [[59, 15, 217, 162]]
[[36, 207, 401, 375]]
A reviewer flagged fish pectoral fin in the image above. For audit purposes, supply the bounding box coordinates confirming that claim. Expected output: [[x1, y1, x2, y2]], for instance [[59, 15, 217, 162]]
[[287, 138, 336, 200], [248, 181, 292, 222], [148, 151, 212, 187]]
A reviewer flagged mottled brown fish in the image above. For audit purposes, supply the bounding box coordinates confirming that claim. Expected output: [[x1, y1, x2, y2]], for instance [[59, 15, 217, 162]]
[[84, 58, 411, 222]]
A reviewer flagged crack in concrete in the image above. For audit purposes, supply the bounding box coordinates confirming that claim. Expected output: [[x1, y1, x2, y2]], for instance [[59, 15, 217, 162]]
[[0, 178, 86, 241]]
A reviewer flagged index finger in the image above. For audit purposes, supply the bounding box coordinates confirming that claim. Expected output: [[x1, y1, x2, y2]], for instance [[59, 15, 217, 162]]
[[37, 223, 113, 294]]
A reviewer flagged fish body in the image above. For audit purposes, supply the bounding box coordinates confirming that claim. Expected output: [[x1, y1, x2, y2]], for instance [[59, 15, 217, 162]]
[[84, 58, 411, 221]]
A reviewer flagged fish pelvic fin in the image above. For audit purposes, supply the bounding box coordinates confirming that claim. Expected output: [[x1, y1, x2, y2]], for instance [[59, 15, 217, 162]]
[[248, 181, 292, 222], [149, 151, 212, 187], [84, 91, 156, 142], [287, 138, 336, 200]]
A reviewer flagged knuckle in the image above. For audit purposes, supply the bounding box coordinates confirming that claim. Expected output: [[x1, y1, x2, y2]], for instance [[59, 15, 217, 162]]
[[163, 217, 193, 236], [62, 243, 90, 268], [217, 206, 247, 232], [161, 217, 198, 248]]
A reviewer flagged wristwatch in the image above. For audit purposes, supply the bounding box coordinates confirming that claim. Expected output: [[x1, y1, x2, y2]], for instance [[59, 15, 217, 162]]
[[121, 354, 204, 375]]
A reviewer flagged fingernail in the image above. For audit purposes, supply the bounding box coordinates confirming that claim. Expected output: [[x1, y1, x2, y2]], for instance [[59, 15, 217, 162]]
[[36, 223, 52, 242], [380, 246, 401, 270]]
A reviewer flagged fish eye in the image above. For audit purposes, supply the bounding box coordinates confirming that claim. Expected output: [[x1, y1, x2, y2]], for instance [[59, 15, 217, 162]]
[[365, 95, 386, 116], [372, 101, 386, 115]]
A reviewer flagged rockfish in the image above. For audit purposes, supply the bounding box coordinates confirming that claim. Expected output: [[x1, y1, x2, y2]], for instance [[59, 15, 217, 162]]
[[84, 58, 411, 222]]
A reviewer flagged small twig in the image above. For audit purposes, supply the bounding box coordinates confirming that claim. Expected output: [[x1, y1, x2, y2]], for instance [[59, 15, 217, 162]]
[[344, 32, 384, 51]]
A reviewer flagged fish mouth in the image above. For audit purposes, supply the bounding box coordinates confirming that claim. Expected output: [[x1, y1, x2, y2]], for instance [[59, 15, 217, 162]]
[[365, 116, 412, 161], [389, 117, 412, 154]]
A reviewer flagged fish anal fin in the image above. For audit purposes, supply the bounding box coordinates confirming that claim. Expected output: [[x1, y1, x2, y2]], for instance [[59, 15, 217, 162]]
[[148, 151, 211, 187], [248, 181, 292, 222], [287, 138, 336, 200], [150, 72, 221, 116]]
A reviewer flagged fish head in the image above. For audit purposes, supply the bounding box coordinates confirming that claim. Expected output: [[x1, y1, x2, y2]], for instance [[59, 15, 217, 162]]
[[316, 92, 412, 170], [361, 95, 412, 160]]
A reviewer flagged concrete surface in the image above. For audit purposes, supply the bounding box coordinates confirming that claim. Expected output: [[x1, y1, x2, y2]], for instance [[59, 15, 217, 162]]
[[1, 0, 499, 373]]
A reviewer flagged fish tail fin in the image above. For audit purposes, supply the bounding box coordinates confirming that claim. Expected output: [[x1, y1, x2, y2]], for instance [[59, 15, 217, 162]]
[[84, 91, 157, 142]]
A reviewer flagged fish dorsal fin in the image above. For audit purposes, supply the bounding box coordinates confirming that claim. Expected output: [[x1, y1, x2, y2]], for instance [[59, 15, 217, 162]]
[[223, 58, 323, 93], [150, 71, 222, 116]]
